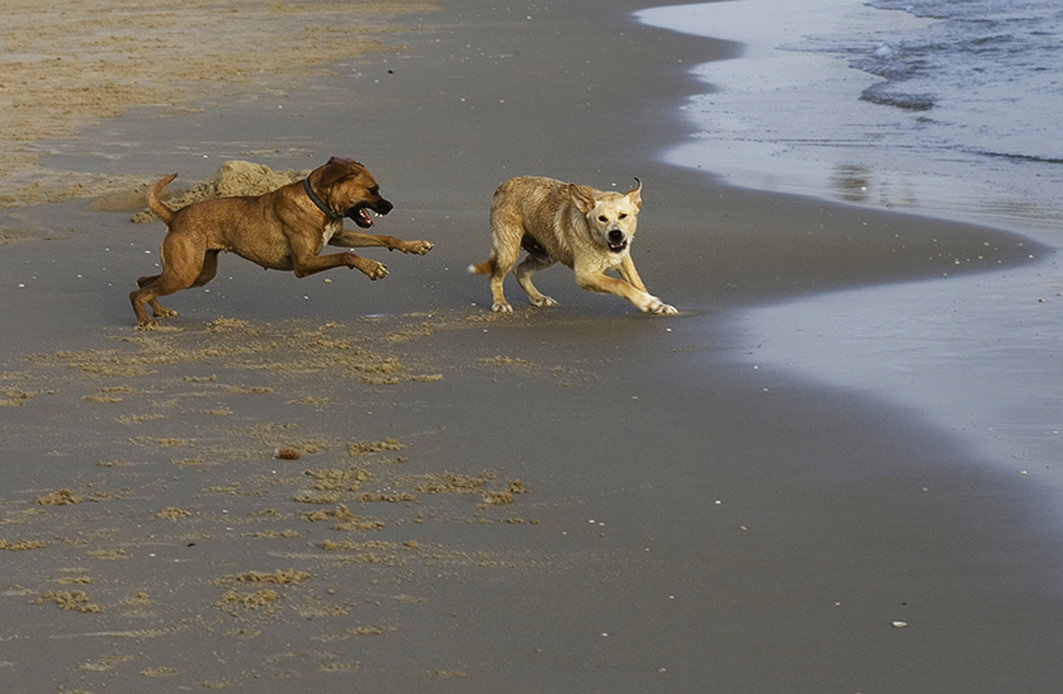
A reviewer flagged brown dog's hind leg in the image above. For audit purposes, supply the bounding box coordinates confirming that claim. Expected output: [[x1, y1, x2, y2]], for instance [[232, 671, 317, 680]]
[[135, 274, 180, 320], [191, 250, 220, 287], [130, 236, 213, 328]]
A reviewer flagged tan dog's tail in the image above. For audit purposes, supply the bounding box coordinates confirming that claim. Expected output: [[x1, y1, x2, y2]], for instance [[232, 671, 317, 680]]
[[146, 173, 178, 224], [467, 258, 494, 275]]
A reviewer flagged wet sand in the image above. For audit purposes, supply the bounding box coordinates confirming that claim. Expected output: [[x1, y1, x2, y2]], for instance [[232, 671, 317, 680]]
[[2, 1, 1062, 692]]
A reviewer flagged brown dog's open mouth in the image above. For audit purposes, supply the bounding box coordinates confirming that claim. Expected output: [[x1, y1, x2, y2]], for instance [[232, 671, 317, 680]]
[[353, 207, 376, 228], [346, 200, 392, 229]]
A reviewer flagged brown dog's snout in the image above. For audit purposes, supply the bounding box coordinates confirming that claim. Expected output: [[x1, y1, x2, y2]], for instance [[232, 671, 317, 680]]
[[375, 197, 394, 215]]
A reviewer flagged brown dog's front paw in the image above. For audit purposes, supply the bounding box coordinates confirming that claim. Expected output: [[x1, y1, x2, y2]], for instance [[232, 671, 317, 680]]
[[135, 320, 159, 331], [346, 252, 389, 280], [402, 240, 433, 255]]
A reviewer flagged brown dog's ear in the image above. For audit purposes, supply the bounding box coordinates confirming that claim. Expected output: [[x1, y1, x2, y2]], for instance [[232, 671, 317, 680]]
[[626, 177, 643, 209], [568, 184, 596, 215], [327, 156, 364, 167], [316, 158, 363, 189]]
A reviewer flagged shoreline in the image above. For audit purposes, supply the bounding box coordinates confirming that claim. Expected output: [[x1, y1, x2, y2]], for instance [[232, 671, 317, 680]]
[[2, 1, 1063, 691], [638, 0, 1063, 240], [631, 1, 1063, 516]]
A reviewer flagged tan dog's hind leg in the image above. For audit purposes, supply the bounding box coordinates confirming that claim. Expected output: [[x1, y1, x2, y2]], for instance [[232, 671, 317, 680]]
[[329, 229, 433, 255], [514, 254, 558, 307], [487, 243, 522, 312], [488, 258, 512, 312], [484, 205, 527, 312]]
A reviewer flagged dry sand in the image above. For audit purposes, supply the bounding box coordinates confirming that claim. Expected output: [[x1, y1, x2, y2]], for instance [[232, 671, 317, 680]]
[[0, 0, 435, 210], [2, 1, 1062, 692]]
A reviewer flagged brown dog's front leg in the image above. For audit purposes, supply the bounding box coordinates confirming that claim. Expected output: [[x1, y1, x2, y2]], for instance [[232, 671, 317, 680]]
[[343, 252, 389, 279], [291, 251, 388, 280], [329, 230, 433, 255], [288, 235, 388, 280]]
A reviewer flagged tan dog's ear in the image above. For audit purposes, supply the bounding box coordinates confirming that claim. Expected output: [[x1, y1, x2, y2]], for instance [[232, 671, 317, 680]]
[[569, 184, 596, 215], [626, 177, 643, 209]]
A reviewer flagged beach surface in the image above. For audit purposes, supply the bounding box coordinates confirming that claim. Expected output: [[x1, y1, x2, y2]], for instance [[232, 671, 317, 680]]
[[2, 1, 1062, 692]]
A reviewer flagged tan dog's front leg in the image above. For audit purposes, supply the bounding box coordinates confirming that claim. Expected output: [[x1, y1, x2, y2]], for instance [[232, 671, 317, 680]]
[[576, 268, 677, 315], [617, 256, 648, 293], [329, 230, 433, 255]]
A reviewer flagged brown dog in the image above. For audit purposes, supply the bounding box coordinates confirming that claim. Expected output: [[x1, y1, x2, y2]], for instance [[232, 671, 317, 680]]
[[130, 157, 432, 327], [469, 176, 676, 314]]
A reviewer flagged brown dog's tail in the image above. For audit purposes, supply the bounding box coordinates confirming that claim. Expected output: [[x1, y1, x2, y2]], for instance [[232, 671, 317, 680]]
[[467, 258, 494, 275], [145, 173, 178, 224]]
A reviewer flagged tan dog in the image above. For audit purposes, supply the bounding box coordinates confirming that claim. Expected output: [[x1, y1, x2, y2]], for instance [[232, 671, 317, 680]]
[[469, 176, 676, 314], [130, 157, 432, 327]]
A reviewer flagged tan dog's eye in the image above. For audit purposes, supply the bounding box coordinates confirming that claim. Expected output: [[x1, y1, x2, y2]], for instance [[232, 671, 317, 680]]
[[618, 213, 627, 219], [598, 215, 608, 222]]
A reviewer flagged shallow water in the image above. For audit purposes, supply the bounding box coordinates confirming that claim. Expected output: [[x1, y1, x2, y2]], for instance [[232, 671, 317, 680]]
[[637, 0, 1063, 239], [639, 0, 1063, 498], [736, 262, 1063, 500]]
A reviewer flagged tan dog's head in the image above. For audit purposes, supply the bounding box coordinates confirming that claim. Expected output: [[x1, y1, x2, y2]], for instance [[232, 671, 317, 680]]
[[312, 156, 393, 228], [569, 178, 642, 253]]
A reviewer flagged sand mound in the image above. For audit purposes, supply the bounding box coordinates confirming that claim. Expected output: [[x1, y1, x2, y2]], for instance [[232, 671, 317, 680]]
[[131, 160, 310, 223]]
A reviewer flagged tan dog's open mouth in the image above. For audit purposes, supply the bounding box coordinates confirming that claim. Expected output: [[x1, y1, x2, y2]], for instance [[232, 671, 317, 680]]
[[607, 230, 628, 253]]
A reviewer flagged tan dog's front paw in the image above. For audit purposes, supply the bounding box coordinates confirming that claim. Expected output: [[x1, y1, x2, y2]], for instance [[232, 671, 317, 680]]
[[644, 297, 678, 315], [531, 296, 557, 308], [401, 240, 433, 255], [492, 301, 513, 313]]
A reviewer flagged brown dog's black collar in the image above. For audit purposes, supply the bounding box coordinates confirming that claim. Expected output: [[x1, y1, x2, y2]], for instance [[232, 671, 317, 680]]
[[303, 177, 341, 220]]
